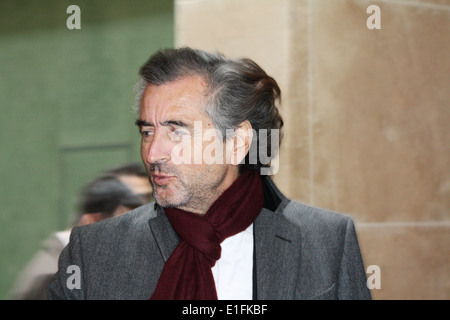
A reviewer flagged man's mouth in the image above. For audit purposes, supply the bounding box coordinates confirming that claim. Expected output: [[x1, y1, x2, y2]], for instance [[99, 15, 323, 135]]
[[152, 173, 175, 185]]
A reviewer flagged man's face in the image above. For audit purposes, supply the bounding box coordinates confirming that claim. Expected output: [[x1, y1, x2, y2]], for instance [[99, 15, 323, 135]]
[[137, 76, 238, 214]]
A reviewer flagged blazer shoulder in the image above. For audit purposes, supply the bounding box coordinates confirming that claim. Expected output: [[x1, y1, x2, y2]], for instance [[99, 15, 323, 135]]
[[281, 200, 356, 235], [280, 200, 370, 300], [74, 202, 157, 243], [48, 203, 160, 300]]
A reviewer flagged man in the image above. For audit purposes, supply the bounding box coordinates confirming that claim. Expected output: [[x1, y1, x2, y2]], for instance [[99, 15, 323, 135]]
[[47, 47, 371, 300], [10, 163, 151, 300]]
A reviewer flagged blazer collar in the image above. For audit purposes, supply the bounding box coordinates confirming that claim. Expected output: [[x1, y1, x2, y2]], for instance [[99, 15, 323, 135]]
[[147, 205, 179, 262], [254, 176, 302, 300]]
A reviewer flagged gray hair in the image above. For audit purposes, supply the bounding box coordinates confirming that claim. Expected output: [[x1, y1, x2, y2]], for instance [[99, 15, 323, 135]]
[[135, 47, 284, 173]]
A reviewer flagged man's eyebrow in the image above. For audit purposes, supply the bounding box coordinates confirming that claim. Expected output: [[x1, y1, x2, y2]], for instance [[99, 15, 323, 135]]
[[161, 120, 189, 127], [135, 119, 152, 127], [135, 119, 189, 127]]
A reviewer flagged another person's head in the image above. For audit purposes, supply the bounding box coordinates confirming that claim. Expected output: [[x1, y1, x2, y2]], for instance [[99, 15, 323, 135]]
[[105, 162, 153, 204], [134, 47, 284, 214], [76, 174, 145, 226]]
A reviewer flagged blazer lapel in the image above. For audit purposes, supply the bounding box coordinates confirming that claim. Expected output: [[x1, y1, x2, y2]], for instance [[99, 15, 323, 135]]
[[148, 206, 179, 262], [254, 205, 302, 300]]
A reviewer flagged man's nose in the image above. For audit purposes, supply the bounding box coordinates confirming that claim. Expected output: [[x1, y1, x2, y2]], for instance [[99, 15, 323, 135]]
[[144, 132, 172, 165]]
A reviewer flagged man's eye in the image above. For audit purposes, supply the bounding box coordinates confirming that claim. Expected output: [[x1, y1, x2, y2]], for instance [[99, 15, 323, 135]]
[[141, 130, 154, 137], [174, 129, 188, 136], [170, 129, 189, 141]]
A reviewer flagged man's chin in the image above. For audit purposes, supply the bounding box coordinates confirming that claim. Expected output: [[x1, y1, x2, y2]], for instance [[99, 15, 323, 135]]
[[154, 193, 185, 208]]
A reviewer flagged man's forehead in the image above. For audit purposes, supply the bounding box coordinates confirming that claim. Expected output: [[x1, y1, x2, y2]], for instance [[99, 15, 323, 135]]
[[139, 76, 210, 124], [138, 105, 203, 126]]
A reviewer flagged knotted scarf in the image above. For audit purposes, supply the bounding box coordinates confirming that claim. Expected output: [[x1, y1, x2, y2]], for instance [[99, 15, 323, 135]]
[[150, 169, 263, 300]]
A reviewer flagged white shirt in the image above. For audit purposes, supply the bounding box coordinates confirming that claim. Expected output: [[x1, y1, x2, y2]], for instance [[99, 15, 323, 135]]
[[211, 223, 254, 300], [55, 230, 71, 247]]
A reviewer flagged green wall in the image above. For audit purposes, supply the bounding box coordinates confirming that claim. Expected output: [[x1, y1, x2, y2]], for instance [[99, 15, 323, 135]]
[[0, 0, 174, 299]]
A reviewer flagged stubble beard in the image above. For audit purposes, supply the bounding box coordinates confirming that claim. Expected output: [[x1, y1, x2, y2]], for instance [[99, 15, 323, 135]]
[[149, 162, 227, 214]]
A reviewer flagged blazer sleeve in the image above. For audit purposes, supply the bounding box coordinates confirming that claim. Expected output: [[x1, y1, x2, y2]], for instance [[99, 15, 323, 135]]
[[46, 227, 85, 300], [337, 218, 372, 300]]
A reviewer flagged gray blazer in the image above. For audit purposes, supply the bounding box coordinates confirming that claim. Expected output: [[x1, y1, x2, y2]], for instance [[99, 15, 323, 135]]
[[47, 177, 371, 300]]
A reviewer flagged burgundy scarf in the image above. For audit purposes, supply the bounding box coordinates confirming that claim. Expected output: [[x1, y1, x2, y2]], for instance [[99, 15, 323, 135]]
[[150, 170, 263, 300]]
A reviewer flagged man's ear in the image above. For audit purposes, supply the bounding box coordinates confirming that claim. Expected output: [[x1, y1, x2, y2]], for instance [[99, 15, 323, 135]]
[[226, 120, 253, 166]]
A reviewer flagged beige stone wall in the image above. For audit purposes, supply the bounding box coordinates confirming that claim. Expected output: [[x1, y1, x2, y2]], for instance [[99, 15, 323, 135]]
[[175, 0, 450, 299]]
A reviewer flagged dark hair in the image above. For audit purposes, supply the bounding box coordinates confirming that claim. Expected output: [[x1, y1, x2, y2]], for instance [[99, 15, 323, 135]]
[[77, 175, 144, 218], [136, 47, 284, 173]]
